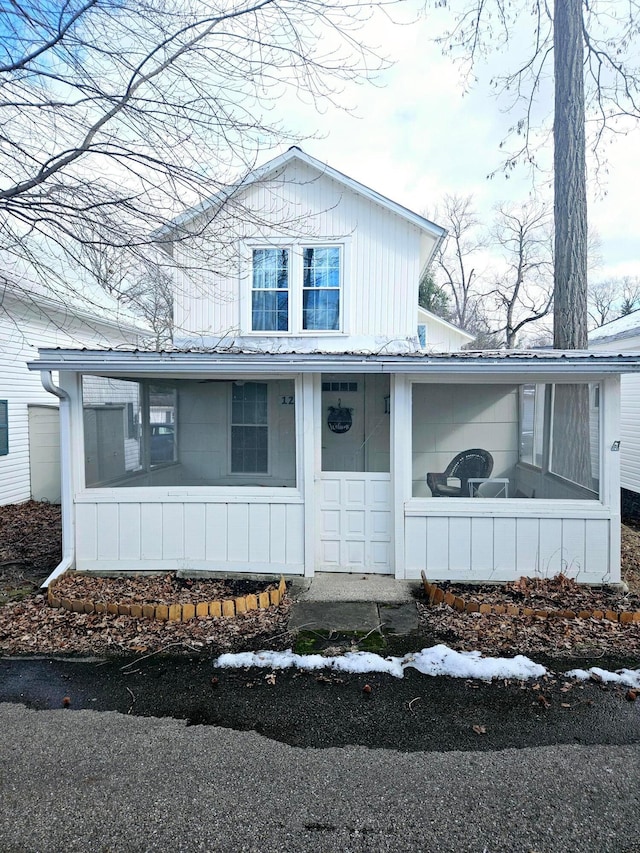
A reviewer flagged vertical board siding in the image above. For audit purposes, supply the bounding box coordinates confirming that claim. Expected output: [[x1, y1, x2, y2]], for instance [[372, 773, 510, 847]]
[[405, 510, 615, 582], [584, 519, 610, 579], [174, 159, 426, 344], [96, 504, 119, 561], [140, 504, 163, 560], [76, 498, 304, 573], [118, 504, 141, 562], [184, 503, 206, 561], [205, 503, 228, 562], [76, 503, 98, 561]]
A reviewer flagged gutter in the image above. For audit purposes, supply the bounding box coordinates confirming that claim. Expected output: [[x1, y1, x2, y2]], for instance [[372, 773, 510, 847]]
[[40, 371, 74, 588]]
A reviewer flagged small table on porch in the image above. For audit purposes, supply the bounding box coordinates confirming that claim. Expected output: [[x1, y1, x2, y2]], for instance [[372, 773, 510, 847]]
[[468, 478, 509, 498]]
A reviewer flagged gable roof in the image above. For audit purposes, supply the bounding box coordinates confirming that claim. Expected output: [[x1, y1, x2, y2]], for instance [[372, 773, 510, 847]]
[[159, 147, 447, 242], [589, 310, 640, 345], [417, 305, 474, 341], [1, 270, 151, 336]]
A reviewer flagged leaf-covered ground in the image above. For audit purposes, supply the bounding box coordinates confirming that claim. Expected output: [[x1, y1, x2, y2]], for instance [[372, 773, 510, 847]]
[[1, 501, 640, 659]]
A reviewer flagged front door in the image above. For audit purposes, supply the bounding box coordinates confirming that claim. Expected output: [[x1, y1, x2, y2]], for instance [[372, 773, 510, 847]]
[[316, 374, 393, 574]]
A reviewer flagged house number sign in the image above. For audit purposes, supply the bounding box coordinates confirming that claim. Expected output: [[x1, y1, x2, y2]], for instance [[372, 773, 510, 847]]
[[280, 396, 294, 405]]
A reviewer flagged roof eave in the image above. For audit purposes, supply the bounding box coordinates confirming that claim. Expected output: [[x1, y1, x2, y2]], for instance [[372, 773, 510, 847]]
[[28, 348, 640, 377]]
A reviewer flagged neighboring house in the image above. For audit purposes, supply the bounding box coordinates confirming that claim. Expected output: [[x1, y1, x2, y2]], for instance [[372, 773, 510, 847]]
[[590, 312, 640, 513], [1, 274, 150, 505], [29, 148, 640, 584]]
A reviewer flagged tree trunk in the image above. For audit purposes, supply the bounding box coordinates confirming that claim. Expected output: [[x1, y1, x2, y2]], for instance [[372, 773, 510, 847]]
[[553, 0, 587, 350]]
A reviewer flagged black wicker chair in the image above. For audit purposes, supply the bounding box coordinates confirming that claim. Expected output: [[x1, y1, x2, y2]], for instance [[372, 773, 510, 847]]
[[427, 449, 494, 497]]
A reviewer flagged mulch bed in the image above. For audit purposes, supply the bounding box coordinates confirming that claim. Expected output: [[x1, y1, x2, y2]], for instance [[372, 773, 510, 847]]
[[52, 573, 276, 607]]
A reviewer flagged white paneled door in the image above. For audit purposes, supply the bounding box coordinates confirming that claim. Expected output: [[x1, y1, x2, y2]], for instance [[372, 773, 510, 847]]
[[317, 473, 393, 573]]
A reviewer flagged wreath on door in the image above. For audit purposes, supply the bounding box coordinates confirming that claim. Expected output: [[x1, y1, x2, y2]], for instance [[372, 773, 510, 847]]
[[327, 399, 353, 434]]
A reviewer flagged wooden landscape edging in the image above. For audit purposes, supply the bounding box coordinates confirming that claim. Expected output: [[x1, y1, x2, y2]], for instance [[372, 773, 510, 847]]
[[421, 572, 640, 624], [47, 575, 287, 622]]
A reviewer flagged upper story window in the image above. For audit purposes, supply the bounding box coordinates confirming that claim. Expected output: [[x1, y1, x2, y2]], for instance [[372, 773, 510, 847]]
[[252, 248, 289, 332], [302, 247, 340, 331], [251, 245, 341, 333]]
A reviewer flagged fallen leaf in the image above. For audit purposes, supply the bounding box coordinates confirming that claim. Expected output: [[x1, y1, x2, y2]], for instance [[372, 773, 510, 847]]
[[472, 724, 486, 735]]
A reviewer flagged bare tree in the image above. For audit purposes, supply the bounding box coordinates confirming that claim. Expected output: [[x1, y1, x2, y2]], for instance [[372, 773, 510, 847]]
[[120, 263, 174, 350], [430, 1, 640, 351], [487, 201, 553, 348], [0, 0, 392, 296], [588, 276, 640, 329], [433, 194, 488, 330]]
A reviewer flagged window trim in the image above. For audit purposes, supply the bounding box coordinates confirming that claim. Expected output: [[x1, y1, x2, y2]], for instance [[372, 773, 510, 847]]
[[245, 240, 346, 335], [229, 381, 270, 476], [0, 400, 7, 456]]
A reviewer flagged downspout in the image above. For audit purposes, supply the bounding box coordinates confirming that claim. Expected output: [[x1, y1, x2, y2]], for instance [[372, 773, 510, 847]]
[[40, 371, 74, 587]]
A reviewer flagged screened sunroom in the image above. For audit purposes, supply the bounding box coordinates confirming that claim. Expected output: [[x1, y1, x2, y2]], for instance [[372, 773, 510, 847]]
[[81, 376, 297, 489], [411, 381, 601, 501], [29, 348, 640, 585]]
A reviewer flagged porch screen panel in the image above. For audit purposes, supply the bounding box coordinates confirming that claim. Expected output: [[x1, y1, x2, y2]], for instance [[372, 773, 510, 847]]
[[550, 383, 599, 495], [321, 374, 389, 472], [82, 377, 142, 487]]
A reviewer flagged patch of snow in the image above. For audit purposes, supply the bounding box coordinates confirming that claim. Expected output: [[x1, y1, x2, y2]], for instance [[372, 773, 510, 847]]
[[215, 644, 547, 681], [407, 646, 547, 681], [565, 666, 640, 689]]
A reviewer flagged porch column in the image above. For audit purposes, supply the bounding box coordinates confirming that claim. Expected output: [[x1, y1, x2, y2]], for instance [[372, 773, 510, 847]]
[[391, 373, 412, 579], [602, 375, 621, 583], [301, 372, 317, 577]]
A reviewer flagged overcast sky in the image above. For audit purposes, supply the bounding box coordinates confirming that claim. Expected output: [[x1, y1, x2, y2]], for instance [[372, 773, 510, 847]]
[[282, 2, 640, 284]]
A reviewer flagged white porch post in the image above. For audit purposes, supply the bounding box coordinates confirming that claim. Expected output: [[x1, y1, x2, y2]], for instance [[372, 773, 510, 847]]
[[602, 375, 622, 583], [301, 372, 317, 577], [391, 373, 412, 579]]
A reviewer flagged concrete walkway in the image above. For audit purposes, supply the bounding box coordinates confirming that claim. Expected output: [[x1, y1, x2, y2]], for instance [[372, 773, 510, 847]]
[[288, 573, 421, 636]]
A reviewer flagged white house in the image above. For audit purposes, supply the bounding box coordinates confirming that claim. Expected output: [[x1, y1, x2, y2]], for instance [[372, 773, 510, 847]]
[[1, 273, 150, 505], [590, 312, 640, 513], [28, 148, 640, 585]]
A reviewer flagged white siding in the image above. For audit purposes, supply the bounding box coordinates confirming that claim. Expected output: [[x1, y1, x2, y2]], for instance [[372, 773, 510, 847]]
[[75, 494, 305, 574], [173, 159, 436, 350], [405, 506, 614, 584], [591, 334, 640, 494], [416, 308, 472, 352], [0, 301, 144, 505]]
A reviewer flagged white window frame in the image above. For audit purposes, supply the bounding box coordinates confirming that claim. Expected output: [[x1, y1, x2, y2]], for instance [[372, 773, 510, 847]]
[[244, 240, 346, 335], [229, 381, 270, 475]]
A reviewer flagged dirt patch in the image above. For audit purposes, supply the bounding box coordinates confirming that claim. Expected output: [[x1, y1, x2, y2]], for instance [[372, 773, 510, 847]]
[[621, 522, 640, 595], [0, 501, 61, 604]]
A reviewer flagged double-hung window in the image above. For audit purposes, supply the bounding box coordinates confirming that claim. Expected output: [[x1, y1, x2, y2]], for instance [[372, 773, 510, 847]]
[[302, 247, 340, 331], [231, 382, 268, 474], [252, 249, 289, 332], [251, 245, 341, 333]]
